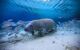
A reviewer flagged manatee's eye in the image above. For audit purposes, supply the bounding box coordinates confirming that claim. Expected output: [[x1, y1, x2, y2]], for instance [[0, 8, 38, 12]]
[[30, 25, 33, 29], [30, 25, 33, 27]]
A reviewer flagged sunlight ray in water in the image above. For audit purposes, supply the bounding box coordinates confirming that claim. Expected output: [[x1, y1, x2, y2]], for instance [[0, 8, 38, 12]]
[[9, 0, 77, 19]]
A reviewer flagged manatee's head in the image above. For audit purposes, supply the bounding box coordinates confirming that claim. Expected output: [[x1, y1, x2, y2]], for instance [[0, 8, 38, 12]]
[[24, 26, 32, 32], [24, 21, 33, 32]]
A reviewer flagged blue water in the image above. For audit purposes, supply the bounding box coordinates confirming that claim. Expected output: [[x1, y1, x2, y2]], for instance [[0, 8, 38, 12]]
[[0, 0, 79, 23]]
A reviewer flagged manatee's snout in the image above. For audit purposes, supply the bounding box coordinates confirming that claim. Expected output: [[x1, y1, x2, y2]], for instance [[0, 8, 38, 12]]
[[24, 28, 28, 32], [24, 25, 33, 33]]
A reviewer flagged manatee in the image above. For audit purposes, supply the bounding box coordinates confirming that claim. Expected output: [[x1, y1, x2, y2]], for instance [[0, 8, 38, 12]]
[[24, 19, 56, 37]]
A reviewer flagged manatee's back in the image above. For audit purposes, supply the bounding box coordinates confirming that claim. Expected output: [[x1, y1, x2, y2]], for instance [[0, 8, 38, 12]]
[[32, 19, 56, 30]]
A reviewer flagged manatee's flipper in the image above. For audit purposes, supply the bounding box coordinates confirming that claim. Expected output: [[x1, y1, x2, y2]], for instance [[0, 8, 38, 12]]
[[31, 30, 35, 36], [48, 29, 54, 33], [38, 31, 43, 37]]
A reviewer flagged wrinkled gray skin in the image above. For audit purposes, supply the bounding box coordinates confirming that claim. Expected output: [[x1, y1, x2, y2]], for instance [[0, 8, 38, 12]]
[[25, 19, 56, 37]]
